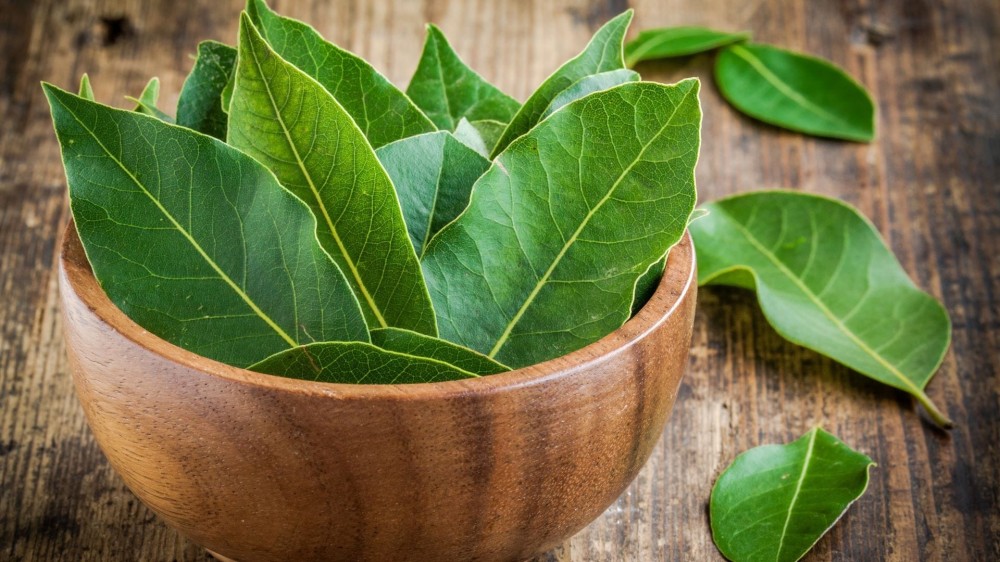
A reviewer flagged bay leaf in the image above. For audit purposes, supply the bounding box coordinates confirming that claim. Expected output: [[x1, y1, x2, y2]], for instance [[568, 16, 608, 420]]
[[711, 427, 875, 562], [624, 27, 750, 67], [245, 0, 435, 148], [490, 10, 633, 157], [422, 80, 701, 368], [467, 119, 506, 156], [690, 191, 952, 426], [78, 74, 94, 101], [540, 69, 639, 119], [371, 327, 509, 375], [176, 40, 236, 140], [250, 340, 482, 384], [406, 24, 520, 131], [375, 130, 490, 256], [228, 14, 437, 336], [129, 77, 174, 122], [452, 117, 491, 157], [714, 43, 875, 142], [44, 83, 369, 368]]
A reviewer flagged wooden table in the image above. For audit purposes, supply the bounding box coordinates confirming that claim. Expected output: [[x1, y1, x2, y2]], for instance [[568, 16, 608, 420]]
[[1, 0, 997, 560]]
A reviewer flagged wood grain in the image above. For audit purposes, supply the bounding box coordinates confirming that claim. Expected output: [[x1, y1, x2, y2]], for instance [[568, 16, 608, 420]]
[[58, 224, 694, 562], [1, 0, 997, 560]]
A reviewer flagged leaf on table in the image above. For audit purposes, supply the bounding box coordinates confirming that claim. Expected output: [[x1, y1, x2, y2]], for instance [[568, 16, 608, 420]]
[[625, 27, 750, 67], [690, 191, 952, 426], [78, 74, 95, 101], [406, 24, 520, 131], [43, 84, 368, 368], [714, 43, 875, 142], [490, 10, 633, 157], [422, 80, 701, 368], [250, 340, 482, 384], [228, 14, 437, 336], [176, 40, 237, 140], [128, 77, 174, 122], [371, 327, 509, 375], [540, 69, 639, 119], [710, 427, 875, 562], [375, 130, 490, 256], [246, 0, 435, 148]]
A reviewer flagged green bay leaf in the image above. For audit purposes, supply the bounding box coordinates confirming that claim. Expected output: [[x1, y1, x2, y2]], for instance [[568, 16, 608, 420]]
[[490, 10, 632, 158], [246, 0, 435, 148], [406, 24, 520, 131], [371, 327, 509, 375], [625, 27, 750, 66], [78, 74, 94, 100], [690, 191, 952, 426], [452, 117, 491, 157], [44, 83, 368, 368], [250, 340, 482, 384], [375, 130, 490, 256], [422, 80, 701, 368], [715, 43, 875, 142], [176, 40, 236, 140], [540, 69, 639, 119], [229, 14, 437, 336], [711, 427, 875, 562], [466, 119, 506, 156], [129, 77, 174, 123]]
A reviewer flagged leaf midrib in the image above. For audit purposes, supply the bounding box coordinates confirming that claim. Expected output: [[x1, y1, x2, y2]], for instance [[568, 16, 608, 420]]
[[774, 428, 817, 561], [724, 212, 930, 401], [60, 100, 298, 348], [245, 33, 389, 329], [727, 45, 852, 131], [487, 84, 695, 358]]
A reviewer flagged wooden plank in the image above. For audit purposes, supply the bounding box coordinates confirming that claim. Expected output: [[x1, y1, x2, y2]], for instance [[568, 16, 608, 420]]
[[0, 0, 996, 560]]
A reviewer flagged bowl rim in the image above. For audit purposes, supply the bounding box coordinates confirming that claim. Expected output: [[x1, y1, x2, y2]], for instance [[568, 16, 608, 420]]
[[60, 222, 696, 400]]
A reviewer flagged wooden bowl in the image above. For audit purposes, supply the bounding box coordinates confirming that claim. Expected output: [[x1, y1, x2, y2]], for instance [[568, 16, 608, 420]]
[[59, 224, 697, 562]]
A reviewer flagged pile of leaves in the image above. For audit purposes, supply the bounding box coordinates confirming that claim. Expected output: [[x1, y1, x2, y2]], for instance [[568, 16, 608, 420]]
[[45, 2, 953, 561], [48, 5, 700, 382]]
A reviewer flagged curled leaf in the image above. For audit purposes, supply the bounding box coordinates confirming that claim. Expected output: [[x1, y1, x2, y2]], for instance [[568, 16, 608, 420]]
[[690, 191, 952, 426]]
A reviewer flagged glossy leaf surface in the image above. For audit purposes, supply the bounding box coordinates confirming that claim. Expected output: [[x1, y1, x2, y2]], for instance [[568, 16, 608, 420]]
[[490, 10, 632, 157], [229, 15, 436, 335], [715, 43, 875, 142], [246, 0, 435, 148], [250, 340, 481, 384], [376, 130, 490, 256], [176, 40, 236, 140], [711, 427, 874, 562], [130, 77, 173, 122], [540, 69, 639, 119], [467, 119, 506, 156], [371, 328, 509, 375], [625, 27, 750, 66], [406, 24, 520, 131], [422, 80, 701, 368], [690, 191, 952, 426], [44, 84, 368, 367]]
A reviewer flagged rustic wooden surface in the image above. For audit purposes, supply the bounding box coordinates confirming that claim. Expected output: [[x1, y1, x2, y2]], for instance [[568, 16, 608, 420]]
[[0, 0, 996, 560]]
